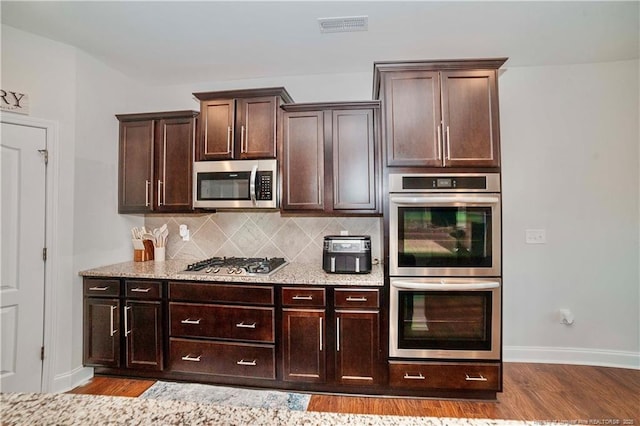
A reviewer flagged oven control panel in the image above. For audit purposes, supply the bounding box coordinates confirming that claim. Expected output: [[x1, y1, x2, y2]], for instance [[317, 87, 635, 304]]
[[389, 173, 501, 193]]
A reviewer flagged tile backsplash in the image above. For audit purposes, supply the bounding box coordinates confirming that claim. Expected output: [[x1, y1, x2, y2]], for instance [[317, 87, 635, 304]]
[[145, 212, 382, 264]]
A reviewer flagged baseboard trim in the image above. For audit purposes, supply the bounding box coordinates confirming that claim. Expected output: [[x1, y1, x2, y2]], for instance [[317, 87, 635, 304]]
[[51, 366, 94, 393], [504, 345, 640, 370]]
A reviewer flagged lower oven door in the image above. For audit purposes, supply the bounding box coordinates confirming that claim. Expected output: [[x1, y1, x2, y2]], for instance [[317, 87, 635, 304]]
[[389, 277, 501, 360]]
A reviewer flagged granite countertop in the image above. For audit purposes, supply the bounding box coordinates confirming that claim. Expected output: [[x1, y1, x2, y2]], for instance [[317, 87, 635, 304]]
[[1, 392, 543, 426], [79, 260, 384, 287]]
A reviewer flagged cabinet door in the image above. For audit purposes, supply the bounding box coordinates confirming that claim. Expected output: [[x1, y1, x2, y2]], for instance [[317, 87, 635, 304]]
[[84, 298, 120, 367], [119, 120, 153, 213], [155, 117, 194, 212], [124, 300, 163, 371], [199, 99, 235, 160], [236, 97, 277, 159], [281, 111, 325, 211], [441, 70, 500, 167], [335, 310, 380, 385], [282, 309, 325, 382], [382, 71, 442, 167], [332, 109, 377, 211]]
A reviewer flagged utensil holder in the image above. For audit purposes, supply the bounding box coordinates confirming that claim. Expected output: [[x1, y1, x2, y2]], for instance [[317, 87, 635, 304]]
[[154, 247, 166, 262]]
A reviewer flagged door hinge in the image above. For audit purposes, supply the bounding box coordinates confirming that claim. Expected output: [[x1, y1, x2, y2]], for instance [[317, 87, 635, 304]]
[[42, 247, 47, 261], [38, 149, 49, 165], [41, 346, 45, 360]]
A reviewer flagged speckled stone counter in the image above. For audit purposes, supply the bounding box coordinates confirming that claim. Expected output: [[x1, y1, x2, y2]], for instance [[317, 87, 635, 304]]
[[79, 260, 384, 286], [1, 392, 543, 426]]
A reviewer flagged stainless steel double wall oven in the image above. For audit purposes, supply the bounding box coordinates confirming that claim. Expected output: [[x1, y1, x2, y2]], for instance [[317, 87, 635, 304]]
[[388, 173, 502, 360]]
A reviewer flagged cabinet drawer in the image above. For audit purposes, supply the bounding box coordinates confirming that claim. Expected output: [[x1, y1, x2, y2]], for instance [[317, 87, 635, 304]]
[[335, 288, 379, 308], [169, 282, 274, 305], [84, 279, 120, 297], [389, 361, 501, 391], [169, 337, 275, 379], [170, 303, 274, 342], [282, 287, 326, 307], [125, 280, 162, 299]]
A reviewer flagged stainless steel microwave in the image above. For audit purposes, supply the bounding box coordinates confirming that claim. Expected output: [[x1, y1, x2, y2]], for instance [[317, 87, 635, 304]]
[[193, 159, 277, 209]]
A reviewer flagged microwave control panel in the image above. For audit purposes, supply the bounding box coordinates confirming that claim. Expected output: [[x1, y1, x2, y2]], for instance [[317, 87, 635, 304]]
[[257, 171, 273, 200]]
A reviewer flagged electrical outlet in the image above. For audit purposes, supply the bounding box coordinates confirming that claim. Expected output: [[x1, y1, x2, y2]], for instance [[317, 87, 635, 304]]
[[525, 229, 546, 244]]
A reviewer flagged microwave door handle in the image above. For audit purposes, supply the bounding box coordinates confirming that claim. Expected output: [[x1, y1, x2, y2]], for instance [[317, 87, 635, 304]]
[[249, 165, 258, 204], [392, 281, 500, 291], [389, 195, 500, 205]]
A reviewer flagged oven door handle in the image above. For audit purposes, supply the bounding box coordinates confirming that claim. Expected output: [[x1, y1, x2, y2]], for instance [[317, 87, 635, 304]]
[[389, 195, 500, 205], [391, 281, 500, 291], [249, 164, 258, 204]]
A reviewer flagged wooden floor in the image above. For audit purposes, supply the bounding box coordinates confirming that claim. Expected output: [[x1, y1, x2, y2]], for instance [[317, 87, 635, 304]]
[[69, 363, 640, 422]]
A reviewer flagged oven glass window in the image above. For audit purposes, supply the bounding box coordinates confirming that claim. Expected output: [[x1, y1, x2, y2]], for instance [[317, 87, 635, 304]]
[[398, 291, 491, 350], [198, 172, 250, 200], [397, 207, 492, 268]]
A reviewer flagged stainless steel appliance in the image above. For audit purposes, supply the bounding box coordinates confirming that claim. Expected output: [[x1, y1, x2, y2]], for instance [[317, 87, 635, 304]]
[[389, 277, 501, 360], [322, 235, 372, 274], [181, 256, 287, 276], [193, 159, 277, 209], [389, 173, 501, 277]]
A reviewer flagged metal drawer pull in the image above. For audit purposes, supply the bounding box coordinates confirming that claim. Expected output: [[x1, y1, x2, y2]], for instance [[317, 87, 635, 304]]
[[131, 287, 151, 293], [124, 306, 132, 336], [465, 374, 488, 382], [346, 296, 367, 302], [181, 318, 201, 325], [109, 305, 118, 337], [89, 286, 109, 291], [236, 359, 257, 366], [236, 322, 257, 329], [292, 295, 313, 300], [404, 373, 426, 380], [181, 355, 201, 362]]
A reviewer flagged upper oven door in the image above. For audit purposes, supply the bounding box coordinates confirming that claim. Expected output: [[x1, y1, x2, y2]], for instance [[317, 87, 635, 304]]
[[389, 192, 501, 277]]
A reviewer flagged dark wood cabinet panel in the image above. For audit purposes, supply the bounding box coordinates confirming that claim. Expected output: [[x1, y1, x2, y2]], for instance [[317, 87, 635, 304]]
[[125, 301, 163, 371], [119, 120, 154, 212], [281, 102, 381, 214], [332, 109, 377, 210], [389, 361, 501, 391], [199, 100, 235, 160], [441, 70, 500, 167], [335, 310, 380, 385], [282, 309, 326, 383], [168, 282, 274, 305], [281, 287, 326, 307], [281, 111, 325, 210], [84, 298, 120, 368], [117, 111, 197, 213], [374, 59, 505, 169], [237, 97, 277, 159]]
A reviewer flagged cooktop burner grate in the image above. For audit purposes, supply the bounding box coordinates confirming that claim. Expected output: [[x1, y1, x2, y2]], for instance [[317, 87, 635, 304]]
[[183, 256, 288, 276]]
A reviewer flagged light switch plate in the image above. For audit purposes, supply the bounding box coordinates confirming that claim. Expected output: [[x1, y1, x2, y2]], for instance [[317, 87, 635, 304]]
[[525, 229, 546, 244]]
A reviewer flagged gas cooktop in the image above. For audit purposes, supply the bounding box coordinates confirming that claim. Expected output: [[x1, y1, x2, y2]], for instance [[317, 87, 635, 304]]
[[181, 256, 288, 277]]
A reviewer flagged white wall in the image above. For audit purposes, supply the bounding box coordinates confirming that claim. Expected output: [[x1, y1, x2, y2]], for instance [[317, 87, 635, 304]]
[[500, 60, 640, 368], [2, 24, 638, 395]]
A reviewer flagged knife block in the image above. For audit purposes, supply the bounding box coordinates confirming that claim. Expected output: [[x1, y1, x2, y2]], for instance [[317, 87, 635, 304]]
[[134, 240, 155, 262]]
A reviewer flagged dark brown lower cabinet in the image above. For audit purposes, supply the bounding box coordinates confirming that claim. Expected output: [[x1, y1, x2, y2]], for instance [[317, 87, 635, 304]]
[[282, 309, 326, 382], [124, 300, 163, 370], [84, 297, 121, 367], [335, 310, 380, 385]]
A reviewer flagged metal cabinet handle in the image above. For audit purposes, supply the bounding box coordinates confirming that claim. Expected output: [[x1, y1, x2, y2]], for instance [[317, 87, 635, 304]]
[[124, 306, 132, 336], [157, 180, 163, 206], [445, 125, 451, 162], [240, 125, 246, 153], [292, 295, 313, 301], [181, 318, 201, 325], [319, 317, 323, 351], [109, 305, 118, 337], [236, 322, 257, 329], [88, 286, 109, 291], [236, 359, 257, 366], [181, 355, 201, 362], [404, 373, 426, 380], [130, 287, 151, 293], [465, 374, 488, 382], [336, 317, 340, 352], [437, 124, 442, 162], [345, 296, 367, 302], [145, 180, 151, 207], [226, 126, 232, 154]]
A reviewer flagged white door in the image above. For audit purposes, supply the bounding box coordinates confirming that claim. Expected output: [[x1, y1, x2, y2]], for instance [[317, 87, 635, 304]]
[[0, 120, 47, 392]]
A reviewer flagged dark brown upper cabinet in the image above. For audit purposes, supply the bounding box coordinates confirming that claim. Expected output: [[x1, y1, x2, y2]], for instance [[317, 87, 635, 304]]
[[373, 58, 507, 169], [117, 110, 198, 214], [281, 101, 381, 215], [193, 87, 293, 161]]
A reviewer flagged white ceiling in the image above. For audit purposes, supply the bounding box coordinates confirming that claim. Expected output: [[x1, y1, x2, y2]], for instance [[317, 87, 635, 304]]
[[2, 1, 638, 86]]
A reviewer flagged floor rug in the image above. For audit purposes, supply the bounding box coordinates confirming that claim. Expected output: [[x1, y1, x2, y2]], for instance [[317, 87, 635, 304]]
[[139, 381, 310, 411]]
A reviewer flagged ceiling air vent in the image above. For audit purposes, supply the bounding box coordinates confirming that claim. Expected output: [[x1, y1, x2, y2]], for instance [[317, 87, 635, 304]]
[[318, 16, 368, 33]]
